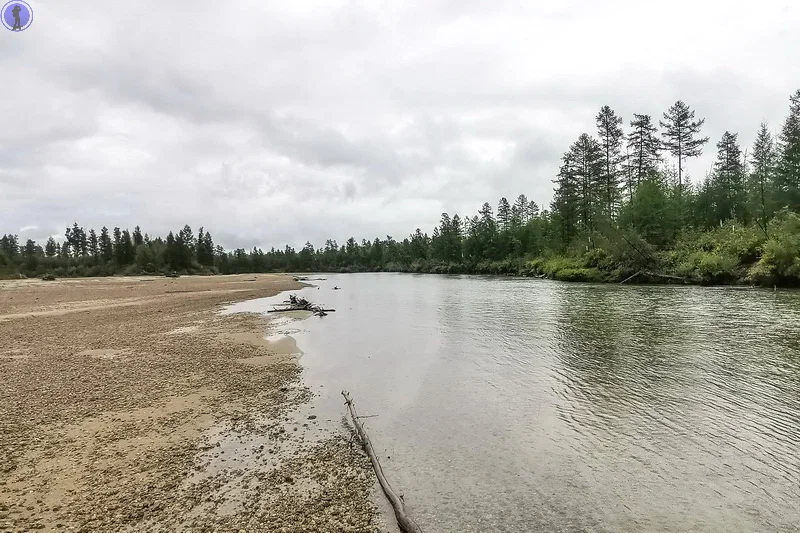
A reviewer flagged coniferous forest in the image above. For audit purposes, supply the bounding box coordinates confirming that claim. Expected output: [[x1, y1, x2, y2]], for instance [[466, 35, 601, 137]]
[[3, 91, 800, 286]]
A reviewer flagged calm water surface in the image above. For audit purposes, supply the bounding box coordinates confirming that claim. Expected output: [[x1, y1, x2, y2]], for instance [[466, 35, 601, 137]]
[[228, 274, 800, 532]]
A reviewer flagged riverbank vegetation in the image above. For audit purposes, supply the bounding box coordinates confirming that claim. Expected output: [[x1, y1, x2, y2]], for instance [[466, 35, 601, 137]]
[[2, 90, 799, 286]]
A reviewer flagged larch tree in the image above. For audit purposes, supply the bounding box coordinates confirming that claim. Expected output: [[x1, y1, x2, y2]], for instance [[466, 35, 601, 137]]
[[497, 197, 512, 231], [513, 194, 529, 225], [626, 113, 661, 191], [528, 200, 540, 219], [551, 152, 580, 245], [660, 100, 709, 197], [777, 89, 800, 210], [711, 131, 745, 224], [133, 226, 144, 247], [45, 237, 57, 257], [89, 229, 99, 259], [749, 122, 776, 234], [568, 133, 604, 246], [99, 226, 114, 263], [596, 105, 624, 218]]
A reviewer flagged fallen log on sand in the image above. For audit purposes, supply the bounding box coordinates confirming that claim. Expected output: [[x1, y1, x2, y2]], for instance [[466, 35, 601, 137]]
[[342, 391, 423, 533]]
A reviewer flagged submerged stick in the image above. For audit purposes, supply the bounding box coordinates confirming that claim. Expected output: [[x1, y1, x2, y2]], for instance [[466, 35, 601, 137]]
[[342, 391, 422, 533]]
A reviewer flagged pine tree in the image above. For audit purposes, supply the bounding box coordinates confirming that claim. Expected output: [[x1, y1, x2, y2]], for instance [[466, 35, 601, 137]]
[[596, 106, 624, 218], [79, 227, 88, 257], [711, 131, 746, 223], [449, 214, 463, 262], [22, 239, 38, 270], [660, 101, 709, 196], [133, 226, 144, 247], [120, 230, 135, 264], [497, 197, 511, 231], [59, 239, 71, 259], [749, 122, 776, 234], [89, 229, 99, 259], [45, 237, 57, 257], [527, 200, 540, 219], [65, 224, 77, 258], [99, 227, 114, 263], [23, 239, 36, 256], [196, 227, 206, 264], [776, 89, 800, 210], [568, 133, 604, 246], [113, 227, 122, 263], [626, 113, 661, 194], [165, 232, 177, 270], [202, 231, 215, 266], [552, 152, 580, 245], [513, 194, 529, 225], [0, 234, 19, 258]]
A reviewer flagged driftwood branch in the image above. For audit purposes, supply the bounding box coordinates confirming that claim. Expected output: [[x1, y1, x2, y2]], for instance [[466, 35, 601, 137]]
[[342, 391, 422, 533], [619, 270, 642, 284], [267, 308, 336, 313], [621, 270, 697, 285], [642, 270, 694, 283], [268, 295, 335, 316]]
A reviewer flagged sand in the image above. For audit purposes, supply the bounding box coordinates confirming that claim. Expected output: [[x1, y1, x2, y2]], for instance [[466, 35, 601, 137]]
[[0, 274, 383, 532]]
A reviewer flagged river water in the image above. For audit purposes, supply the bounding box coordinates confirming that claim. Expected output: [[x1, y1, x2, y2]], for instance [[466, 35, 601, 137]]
[[227, 273, 800, 532]]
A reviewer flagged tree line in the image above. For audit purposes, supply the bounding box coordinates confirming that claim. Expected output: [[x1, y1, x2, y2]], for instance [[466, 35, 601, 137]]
[[2, 90, 799, 285]]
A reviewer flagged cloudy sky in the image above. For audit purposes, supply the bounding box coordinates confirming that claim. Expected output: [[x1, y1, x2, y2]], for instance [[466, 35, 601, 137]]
[[2, 0, 799, 250]]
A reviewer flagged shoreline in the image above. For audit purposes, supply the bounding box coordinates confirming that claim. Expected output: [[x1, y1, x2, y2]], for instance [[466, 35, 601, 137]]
[[222, 286, 402, 533], [0, 274, 382, 531], [5, 267, 794, 289]]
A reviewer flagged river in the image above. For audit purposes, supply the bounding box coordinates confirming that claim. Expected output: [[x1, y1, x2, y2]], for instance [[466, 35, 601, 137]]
[[226, 273, 800, 532]]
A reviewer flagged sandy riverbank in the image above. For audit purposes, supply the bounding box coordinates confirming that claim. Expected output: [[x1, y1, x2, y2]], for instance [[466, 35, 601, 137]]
[[0, 274, 382, 532]]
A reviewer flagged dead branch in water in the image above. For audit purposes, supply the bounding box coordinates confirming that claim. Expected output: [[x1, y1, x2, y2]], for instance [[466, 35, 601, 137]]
[[642, 270, 695, 283], [267, 294, 335, 316], [342, 391, 423, 533], [267, 308, 336, 313], [619, 270, 642, 284], [620, 270, 697, 285]]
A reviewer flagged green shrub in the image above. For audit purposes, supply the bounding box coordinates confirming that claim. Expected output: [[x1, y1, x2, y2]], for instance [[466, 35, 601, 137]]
[[552, 267, 603, 282], [747, 212, 800, 285]]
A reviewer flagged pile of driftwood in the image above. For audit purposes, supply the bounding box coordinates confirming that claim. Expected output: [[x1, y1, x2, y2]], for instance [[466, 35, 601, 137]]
[[268, 294, 335, 317]]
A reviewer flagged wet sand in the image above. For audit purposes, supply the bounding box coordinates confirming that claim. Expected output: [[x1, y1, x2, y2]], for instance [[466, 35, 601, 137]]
[[0, 274, 382, 532]]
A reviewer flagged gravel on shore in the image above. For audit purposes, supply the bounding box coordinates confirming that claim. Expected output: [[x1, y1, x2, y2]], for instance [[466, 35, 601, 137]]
[[0, 274, 384, 532]]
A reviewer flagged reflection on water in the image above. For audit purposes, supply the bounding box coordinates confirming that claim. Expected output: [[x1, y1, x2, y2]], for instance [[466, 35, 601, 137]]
[[226, 274, 800, 533]]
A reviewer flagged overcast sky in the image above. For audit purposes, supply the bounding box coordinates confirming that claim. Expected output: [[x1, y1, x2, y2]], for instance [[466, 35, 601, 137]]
[[2, 0, 799, 250]]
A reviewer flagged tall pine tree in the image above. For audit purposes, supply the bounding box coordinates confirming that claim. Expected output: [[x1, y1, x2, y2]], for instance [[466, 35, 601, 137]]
[[626, 113, 661, 192], [660, 101, 709, 196], [776, 89, 800, 210], [749, 122, 776, 234], [711, 131, 745, 224], [596, 106, 624, 218]]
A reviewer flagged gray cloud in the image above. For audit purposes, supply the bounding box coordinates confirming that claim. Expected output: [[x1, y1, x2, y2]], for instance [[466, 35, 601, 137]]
[[2, 0, 799, 250]]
